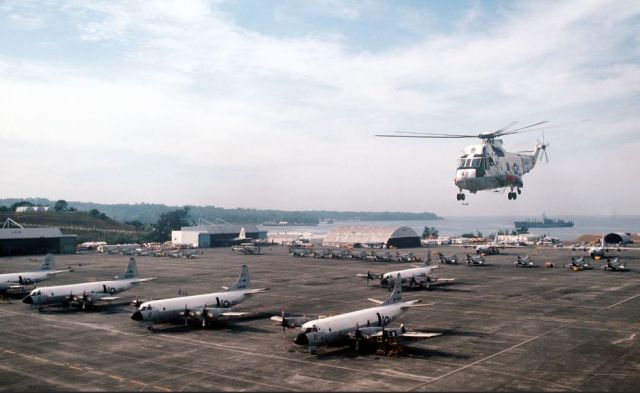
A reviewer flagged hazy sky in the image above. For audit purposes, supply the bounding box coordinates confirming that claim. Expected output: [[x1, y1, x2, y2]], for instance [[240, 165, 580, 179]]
[[1, 0, 638, 216]]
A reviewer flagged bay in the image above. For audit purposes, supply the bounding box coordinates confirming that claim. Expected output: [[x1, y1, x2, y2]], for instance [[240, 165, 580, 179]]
[[260, 215, 640, 241]]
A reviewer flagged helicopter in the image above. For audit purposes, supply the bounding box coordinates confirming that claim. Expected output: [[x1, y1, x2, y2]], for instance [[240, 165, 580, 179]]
[[376, 121, 550, 201]]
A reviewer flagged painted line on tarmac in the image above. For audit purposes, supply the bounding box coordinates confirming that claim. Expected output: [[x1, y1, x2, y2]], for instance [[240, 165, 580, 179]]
[[0, 308, 436, 384], [409, 291, 640, 391]]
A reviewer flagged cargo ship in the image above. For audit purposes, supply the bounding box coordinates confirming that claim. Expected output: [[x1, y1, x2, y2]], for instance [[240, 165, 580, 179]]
[[514, 213, 574, 229]]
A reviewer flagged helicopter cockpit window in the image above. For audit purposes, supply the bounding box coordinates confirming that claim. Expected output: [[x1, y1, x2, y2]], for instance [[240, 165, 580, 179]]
[[472, 158, 481, 168]]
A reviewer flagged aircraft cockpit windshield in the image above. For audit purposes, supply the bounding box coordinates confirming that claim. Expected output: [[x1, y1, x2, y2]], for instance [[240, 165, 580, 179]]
[[458, 155, 489, 170], [304, 326, 319, 333]]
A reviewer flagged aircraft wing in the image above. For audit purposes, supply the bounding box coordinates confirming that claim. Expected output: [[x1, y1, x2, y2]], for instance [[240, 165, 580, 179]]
[[369, 330, 441, 340], [97, 296, 122, 302]]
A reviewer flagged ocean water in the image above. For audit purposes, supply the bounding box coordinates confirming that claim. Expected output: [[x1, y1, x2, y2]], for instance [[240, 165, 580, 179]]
[[260, 215, 640, 241]]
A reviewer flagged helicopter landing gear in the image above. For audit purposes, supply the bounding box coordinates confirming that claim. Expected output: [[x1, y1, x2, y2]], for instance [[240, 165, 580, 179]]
[[456, 193, 466, 201], [517, 188, 521, 195], [508, 190, 518, 200]]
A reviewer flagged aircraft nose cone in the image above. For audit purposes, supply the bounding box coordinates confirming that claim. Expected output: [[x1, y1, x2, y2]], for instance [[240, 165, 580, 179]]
[[131, 310, 143, 321], [22, 295, 33, 304], [294, 332, 309, 346]]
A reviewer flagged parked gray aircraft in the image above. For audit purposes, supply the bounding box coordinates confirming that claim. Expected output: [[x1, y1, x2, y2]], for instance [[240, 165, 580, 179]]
[[566, 256, 592, 270], [602, 257, 627, 271], [0, 254, 69, 294], [466, 254, 486, 265], [271, 274, 439, 354], [358, 255, 455, 290], [23, 257, 154, 310], [514, 255, 536, 268], [437, 252, 458, 264], [131, 265, 268, 329]]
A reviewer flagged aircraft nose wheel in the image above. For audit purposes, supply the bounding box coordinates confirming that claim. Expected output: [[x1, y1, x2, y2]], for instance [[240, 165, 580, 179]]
[[508, 192, 518, 200], [456, 193, 466, 201]]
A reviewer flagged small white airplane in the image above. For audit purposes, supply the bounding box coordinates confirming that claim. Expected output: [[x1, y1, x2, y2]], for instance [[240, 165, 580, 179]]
[[231, 243, 262, 255], [358, 255, 455, 290], [0, 254, 70, 294], [22, 257, 155, 310], [514, 255, 536, 268], [272, 274, 439, 355], [475, 233, 503, 255], [131, 265, 268, 329]]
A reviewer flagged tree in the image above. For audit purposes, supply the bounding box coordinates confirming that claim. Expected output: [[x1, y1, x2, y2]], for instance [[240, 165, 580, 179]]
[[422, 226, 439, 239], [54, 200, 69, 212], [89, 208, 101, 217], [154, 207, 191, 242]]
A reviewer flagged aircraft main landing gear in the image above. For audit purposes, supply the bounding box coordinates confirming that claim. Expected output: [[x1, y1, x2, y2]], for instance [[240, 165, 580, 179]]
[[508, 192, 517, 200], [456, 193, 466, 201]]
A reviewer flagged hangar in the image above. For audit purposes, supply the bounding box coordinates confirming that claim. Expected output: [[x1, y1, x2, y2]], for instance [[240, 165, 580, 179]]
[[605, 232, 633, 245], [323, 226, 421, 248], [0, 219, 77, 256], [172, 224, 267, 248]]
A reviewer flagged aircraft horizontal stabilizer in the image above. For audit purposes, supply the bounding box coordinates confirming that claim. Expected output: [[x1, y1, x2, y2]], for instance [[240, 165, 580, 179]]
[[401, 301, 435, 310], [133, 277, 157, 283], [222, 311, 248, 317], [401, 332, 442, 339], [367, 298, 384, 305], [98, 296, 121, 302], [244, 287, 270, 295], [221, 286, 229, 290]]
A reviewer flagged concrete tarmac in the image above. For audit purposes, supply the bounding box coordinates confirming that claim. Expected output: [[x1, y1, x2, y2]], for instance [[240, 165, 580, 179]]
[[0, 245, 639, 391]]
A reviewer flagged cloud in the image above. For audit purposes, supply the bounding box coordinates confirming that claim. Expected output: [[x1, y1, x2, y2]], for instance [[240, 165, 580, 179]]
[[0, 0, 638, 213]]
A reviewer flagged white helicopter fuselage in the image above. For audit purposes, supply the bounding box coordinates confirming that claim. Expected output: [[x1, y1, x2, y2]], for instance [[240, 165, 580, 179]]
[[454, 140, 541, 193]]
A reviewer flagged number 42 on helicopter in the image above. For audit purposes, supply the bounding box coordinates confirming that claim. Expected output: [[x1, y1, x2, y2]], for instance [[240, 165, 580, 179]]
[[376, 121, 551, 202]]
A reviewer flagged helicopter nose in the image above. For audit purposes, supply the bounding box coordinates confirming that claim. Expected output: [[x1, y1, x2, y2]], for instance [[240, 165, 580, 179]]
[[131, 310, 143, 321], [294, 332, 309, 346], [22, 295, 33, 304]]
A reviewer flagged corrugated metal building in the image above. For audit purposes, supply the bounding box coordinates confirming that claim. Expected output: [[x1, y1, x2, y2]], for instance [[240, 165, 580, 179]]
[[172, 224, 267, 248], [323, 226, 421, 248], [0, 227, 77, 256]]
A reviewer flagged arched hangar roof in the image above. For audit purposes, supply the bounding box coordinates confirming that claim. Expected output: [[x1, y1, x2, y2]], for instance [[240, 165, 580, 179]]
[[323, 226, 420, 247], [604, 232, 632, 244]]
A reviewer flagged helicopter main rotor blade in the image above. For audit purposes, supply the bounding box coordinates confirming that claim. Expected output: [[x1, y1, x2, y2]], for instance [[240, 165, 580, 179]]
[[497, 121, 549, 136], [375, 134, 477, 139], [493, 121, 518, 134]]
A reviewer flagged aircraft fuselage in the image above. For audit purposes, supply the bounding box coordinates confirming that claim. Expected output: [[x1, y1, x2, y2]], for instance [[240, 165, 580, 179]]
[[132, 290, 250, 324], [294, 301, 415, 351]]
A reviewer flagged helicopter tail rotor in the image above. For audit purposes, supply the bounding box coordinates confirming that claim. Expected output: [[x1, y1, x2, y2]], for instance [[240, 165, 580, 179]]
[[537, 132, 550, 163]]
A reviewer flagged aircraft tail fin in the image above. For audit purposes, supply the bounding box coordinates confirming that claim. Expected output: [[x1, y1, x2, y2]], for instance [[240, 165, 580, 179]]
[[39, 253, 55, 271], [383, 273, 402, 305], [238, 227, 246, 240], [229, 265, 250, 291], [122, 257, 139, 279]]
